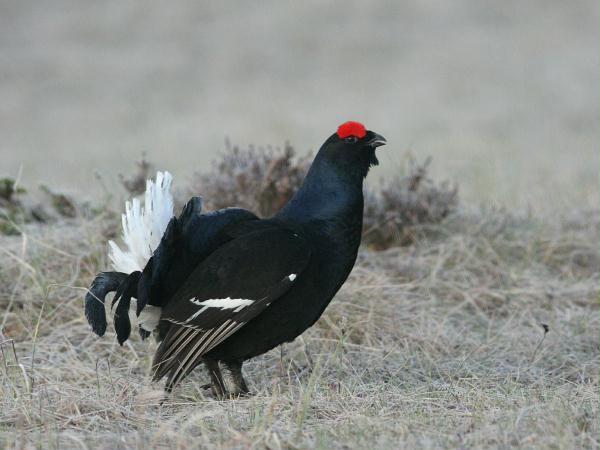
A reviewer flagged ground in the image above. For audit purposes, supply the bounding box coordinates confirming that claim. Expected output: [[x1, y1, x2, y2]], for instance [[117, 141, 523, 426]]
[[0, 206, 597, 449]]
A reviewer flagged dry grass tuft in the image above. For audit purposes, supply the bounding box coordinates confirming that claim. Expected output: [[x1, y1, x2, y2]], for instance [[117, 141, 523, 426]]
[[0, 202, 597, 449]]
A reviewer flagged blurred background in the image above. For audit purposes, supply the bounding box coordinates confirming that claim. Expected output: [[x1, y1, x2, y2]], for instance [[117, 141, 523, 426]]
[[1, 0, 598, 210]]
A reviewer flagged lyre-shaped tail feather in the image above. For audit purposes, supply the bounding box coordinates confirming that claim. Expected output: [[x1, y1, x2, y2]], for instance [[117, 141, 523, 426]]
[[108, 171, 174, 273]]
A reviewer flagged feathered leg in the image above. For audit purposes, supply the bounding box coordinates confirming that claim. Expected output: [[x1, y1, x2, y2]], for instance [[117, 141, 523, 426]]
[[221, 360, 250, 397]]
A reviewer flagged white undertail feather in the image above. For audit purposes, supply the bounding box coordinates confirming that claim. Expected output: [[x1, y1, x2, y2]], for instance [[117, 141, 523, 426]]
[[109, 171, 174, 273], [138, 305, 162, 331]]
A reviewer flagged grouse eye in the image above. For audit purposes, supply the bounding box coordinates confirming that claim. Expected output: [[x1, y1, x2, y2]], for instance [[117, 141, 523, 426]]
[[344, 136, 358, 144]]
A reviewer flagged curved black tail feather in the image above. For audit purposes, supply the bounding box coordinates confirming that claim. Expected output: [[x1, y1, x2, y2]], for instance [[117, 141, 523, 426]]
[[111, 271, 141, 345], [84, 271, 127, 336]]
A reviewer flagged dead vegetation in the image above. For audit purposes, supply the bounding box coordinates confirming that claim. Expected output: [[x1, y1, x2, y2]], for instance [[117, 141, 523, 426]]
[[0, 149, 597, 449], [0, 195, 597, 449]]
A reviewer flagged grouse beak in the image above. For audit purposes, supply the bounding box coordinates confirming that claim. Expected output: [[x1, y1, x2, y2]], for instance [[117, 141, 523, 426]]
[[367, 132, 387, 148]]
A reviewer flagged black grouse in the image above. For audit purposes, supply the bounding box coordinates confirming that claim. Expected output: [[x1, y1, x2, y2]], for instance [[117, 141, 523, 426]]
[[85, 121, 386, 397]]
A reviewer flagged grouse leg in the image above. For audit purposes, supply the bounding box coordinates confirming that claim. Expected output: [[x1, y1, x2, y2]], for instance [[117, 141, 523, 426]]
[[221, 360, 250, 397], [204, 358, 226, 398]]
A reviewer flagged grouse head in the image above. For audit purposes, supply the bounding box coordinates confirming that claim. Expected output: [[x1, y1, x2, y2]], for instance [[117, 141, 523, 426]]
[[316, 121, 387, 180], [277, 121, 387, 222]]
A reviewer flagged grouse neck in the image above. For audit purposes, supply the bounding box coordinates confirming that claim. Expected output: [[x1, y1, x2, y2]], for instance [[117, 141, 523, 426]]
[[276, 152, 365, 223]]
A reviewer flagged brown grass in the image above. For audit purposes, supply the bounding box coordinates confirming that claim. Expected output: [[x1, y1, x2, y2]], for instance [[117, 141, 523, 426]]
[[0, 204, 597, 449]]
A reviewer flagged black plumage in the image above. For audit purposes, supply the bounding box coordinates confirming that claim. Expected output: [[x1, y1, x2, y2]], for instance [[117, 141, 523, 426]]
[[85, 122, 386, 396]]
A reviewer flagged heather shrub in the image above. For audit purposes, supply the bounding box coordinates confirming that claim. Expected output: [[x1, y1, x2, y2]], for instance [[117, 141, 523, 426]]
[[189, 140, 312, 218], [363, 157, 459, 249], [119, 156, 155, 196], [0, 177, 80, 234]]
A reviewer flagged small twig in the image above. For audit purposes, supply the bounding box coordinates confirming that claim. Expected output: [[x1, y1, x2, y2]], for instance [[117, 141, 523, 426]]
[[29, 291, 49, 394], [107, 358, 116, 397], [95, 358, 102, 398], [529, 323, 550, 364]]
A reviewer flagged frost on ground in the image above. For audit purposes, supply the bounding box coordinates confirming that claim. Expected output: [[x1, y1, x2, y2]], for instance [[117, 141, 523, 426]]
[[0, 206, 597, 450]]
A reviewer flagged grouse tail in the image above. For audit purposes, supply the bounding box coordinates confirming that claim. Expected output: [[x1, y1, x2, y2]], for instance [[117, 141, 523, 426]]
[[108, 171, 174, 273], [86, 171, 174, 340]]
